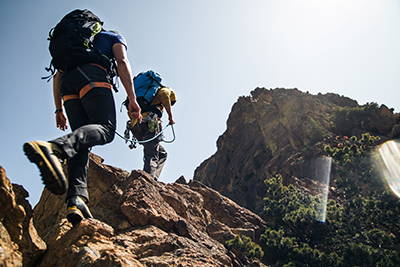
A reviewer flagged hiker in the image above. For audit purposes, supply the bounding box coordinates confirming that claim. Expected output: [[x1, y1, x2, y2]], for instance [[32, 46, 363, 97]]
[[124, 71, 176, 179], [23, 9, 141, 225]]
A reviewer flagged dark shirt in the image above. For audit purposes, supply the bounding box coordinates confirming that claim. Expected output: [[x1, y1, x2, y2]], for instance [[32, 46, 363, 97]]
[[93, 31, 127, 58]]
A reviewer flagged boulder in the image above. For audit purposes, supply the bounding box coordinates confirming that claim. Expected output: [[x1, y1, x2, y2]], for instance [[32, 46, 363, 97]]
[[0, 167, 46, 267], [33, 154, 266, 266]]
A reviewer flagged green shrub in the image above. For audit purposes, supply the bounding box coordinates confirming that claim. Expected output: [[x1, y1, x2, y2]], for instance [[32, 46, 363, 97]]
[[261, 170, 400, 266], [225, 234, 264, 260]]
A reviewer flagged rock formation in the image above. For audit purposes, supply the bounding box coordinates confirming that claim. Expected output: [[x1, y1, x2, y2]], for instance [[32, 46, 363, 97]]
[[0, 167, 46, 267], [194, 88, 400, 214], [1, 154, 265, 266]]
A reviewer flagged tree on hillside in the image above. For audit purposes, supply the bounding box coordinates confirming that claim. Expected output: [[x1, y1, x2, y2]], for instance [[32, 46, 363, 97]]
[[261, 134, 400, 267]]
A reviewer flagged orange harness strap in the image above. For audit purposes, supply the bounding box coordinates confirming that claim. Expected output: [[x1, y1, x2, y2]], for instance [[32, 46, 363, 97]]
[[62, 95, 79, 102], [62, 82, 113, 102], [79, 82, 112, 98]]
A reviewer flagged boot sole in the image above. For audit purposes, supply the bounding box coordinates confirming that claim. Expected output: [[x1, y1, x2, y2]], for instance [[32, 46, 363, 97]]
[[23, 142, 67, 195], [66, 207, 84, 226]]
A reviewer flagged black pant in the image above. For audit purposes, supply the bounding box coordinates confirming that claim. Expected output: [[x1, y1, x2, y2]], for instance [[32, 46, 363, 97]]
[[143, 138, 167, 179], [130, 118, 167, 179], [51, 64, 116, 201]]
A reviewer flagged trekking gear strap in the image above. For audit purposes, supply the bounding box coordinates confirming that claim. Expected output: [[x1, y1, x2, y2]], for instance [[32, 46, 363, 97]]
[[114, 124, 175, 149], [42, 62, 56, 81]]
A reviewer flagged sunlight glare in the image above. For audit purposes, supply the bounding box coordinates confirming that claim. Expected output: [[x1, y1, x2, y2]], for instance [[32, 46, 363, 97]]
[[374, 140, 400, 198], [308, 156, 332, 223]]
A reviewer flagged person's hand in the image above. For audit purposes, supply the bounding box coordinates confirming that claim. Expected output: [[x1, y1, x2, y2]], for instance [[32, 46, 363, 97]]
[[168, 116, 175, 125], [128, 100, 142, 122], [129, 111, 142, 122], [56, 111, 68, 131]]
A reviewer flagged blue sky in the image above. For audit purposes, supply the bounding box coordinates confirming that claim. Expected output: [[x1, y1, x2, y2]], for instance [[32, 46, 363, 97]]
[[1, 0, 399, 205]]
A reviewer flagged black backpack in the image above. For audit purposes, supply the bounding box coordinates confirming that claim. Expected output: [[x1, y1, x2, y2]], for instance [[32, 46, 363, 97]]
[[44, 9, 112, 76]]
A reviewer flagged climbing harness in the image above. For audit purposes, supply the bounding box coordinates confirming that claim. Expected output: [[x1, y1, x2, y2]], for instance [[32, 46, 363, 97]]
[[114, 123, 176, 149]]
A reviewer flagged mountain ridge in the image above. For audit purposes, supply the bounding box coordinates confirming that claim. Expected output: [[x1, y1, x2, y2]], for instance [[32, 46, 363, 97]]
[[194, 88, 400, 213]]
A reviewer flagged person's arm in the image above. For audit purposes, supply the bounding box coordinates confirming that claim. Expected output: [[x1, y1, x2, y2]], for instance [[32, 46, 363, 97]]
[[112, 43, 142, 121], [158, 88, 175, 125], [164, 102, 175, 125], [53, 71, 68, 131]]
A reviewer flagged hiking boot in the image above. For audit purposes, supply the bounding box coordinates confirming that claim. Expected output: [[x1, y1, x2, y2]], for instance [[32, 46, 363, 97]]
[[66, 196, 93, 226], [23, 141, 67, 195]]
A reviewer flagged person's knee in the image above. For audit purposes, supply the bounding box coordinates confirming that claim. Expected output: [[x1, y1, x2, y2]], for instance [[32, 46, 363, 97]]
[[106, 131, 115, 143], [103, 121, 116, 143]]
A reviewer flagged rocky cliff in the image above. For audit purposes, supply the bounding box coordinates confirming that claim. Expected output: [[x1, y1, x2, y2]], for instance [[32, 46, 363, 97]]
[[0, 154, 265, 266], [0, 167, 46, 267], [194, 88, 400, 214]]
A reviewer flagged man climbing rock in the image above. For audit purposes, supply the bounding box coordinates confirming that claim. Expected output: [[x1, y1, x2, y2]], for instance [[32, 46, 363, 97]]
[[124, 72, 176, 180], [23, 9, 141, 225]]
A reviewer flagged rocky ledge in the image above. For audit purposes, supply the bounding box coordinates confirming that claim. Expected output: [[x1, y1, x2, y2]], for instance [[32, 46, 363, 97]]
[[1, 153, 266, 267]]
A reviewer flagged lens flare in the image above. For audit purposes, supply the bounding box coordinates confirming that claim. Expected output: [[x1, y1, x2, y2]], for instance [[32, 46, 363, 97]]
[[307, 156, 332, 223], [374, 140, 400, 198]]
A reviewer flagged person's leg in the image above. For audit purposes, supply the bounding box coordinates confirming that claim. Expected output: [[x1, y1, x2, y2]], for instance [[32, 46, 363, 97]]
[[153, 144, 167, 179], [143, 139, 159, 177], [51, 87, 116, 160], [140, 118, 167, 179], [56, 86, 115, 197], [48, 98, 93, 225], [60, 87, 115, 225], [143, 138, 167, 180], [61, 99, 90, 201]]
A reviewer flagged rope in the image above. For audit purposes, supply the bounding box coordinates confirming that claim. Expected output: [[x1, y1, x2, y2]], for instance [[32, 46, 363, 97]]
[[114, 124, 175, 148], [162, 124, 176, 143]]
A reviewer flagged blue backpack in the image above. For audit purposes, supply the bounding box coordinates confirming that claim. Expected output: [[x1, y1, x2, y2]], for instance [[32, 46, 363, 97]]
[[134, 70, 162, 104], [123, 70, 164, 117]]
